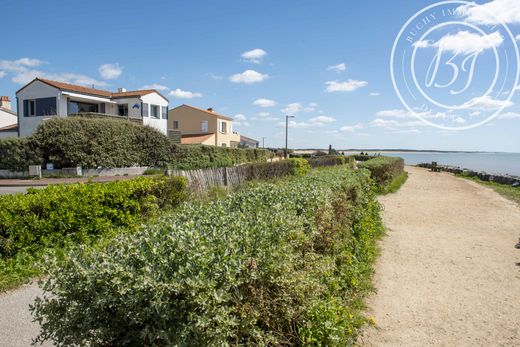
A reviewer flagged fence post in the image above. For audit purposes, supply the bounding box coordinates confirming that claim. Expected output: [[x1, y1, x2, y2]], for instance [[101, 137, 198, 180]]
[[223, 167, 228, 186]]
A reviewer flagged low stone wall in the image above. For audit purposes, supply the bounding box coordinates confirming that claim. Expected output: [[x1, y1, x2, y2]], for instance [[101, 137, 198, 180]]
[[0, 169, 30, 179], [417, 163, 520, 186], [0, 167, 151, 179]]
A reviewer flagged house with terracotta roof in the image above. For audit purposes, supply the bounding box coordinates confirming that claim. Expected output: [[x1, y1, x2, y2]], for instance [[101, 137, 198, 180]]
[[168, 104, 241, 147], [0, 96, 18, 138], [15, 78, 169, 136]]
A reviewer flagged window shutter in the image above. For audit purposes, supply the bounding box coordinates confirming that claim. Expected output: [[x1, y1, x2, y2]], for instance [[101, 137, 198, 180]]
[[142, 103, 149, 117], [23, 100, 28, 117]]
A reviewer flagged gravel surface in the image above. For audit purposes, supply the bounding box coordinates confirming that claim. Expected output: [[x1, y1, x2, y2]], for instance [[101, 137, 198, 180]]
[[360, 166, 520, 346]]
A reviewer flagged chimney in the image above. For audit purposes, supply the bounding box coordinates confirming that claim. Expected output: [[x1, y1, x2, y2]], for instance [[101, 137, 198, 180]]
[[118, 87, 127, 93], [0, 96, 11, 110], [207, 107, 213, 112]]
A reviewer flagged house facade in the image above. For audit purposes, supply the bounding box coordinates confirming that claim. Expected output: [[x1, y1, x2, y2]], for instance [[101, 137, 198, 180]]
[[0, 96, 18, 138], [16, 78, 169, 136], [168, 104, 240, 147]]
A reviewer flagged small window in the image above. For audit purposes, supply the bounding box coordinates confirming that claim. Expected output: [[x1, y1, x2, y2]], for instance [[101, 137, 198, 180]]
[[150, 105, 159, 118], [118, 104, 128, 117], [221, 143, 227, 147], [220, 121, 227, 134], [173, 120, 179, 129], [28, 100, 36, 116], [201, 120, 208, 132]]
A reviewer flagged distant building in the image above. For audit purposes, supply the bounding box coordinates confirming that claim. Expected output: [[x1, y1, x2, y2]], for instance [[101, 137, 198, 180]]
[[239, 135, 259, 148], [168, 104, 240, 147], [0, 96, 18, 138], [16, 78, 169, 136]]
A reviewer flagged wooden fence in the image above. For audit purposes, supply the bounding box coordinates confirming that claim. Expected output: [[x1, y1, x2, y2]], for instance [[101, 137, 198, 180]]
[[170, 165, 251, 191]]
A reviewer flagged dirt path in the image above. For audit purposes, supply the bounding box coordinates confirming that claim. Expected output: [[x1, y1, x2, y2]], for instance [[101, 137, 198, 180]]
[[360, 166, 520, 346]]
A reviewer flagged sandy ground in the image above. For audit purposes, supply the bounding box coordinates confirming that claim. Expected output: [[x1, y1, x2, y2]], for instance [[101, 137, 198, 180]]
[[360, 166, 520, 346]]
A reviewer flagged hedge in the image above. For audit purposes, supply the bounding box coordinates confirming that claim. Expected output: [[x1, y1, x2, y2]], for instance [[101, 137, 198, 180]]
[[0, 117, 271, 170], [307, 155, 348, 168], [248, 158, 311, 180], [0, 176, 187, 258], [0, 137, 42, 171], [32, 166, 384, 346], [358, 156, 405, 188]]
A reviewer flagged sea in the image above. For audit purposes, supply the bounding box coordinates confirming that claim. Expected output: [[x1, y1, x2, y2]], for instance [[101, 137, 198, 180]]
[[346, 152, 520, 177]]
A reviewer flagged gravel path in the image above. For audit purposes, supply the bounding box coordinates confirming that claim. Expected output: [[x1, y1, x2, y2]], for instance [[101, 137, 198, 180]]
[[0, 283, 51, 346], [360, 166, 520, 346]]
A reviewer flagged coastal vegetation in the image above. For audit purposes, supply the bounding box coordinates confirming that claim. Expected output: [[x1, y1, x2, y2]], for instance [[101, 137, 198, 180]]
[[32, 166, 386, 346], [457, 173, 520, 205], [358, 156, 405, 192]]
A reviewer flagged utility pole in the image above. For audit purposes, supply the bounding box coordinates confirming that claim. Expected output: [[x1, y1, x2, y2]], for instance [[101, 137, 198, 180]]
[[285, 115, 295, 158], [262, 137, 265, 148]]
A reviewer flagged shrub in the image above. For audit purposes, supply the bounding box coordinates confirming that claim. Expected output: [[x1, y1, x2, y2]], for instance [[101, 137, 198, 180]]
[[248, 158, 310, 180], [32, 167, 384, 346], [358, 156, 405, 189], [0, 137, 42, 171], [0, 117, 271, 170], [307, 155, 347, 168], [0, 176, 187, 258]]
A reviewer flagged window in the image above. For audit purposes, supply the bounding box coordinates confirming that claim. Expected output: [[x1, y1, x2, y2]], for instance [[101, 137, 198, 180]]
[[25, 97, 57, 117], [150, 105, 159, 118], [28, 100, 35, 116], [68, 101, 98, 114], [219, 121, 227, 134], [161, 106, 168, 119], [118, 104, 128, 117], [201, 120, 208, 132], [173, 120, 179, 129], [142, 103, 149, 117], [221, 143, 227, 147]]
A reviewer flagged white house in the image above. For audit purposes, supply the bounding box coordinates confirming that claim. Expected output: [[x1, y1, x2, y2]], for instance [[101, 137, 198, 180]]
[[16, 78, 169, 136], [0, 96, 18, 138]]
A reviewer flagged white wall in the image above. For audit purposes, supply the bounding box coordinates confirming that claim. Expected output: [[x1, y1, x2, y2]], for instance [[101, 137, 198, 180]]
[[114, 97, 142, 118], [17, 80, 61, 137], [141, 93, 168, 135], [0, 131, 18, 138], [0, 109, 17, 128]]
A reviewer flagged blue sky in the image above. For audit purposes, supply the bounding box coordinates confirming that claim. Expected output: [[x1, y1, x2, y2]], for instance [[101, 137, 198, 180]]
[[1, 0, 520, 152]]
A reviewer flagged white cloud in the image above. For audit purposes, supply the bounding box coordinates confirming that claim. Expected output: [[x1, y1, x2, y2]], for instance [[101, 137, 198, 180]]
[[234, 114, 247, 121], [282, 102, 303, 115], [498, 112, 520, 119], [326, 123, 363, 134], [241, 48, 267, 64], [253, 98, 277, 107], [0, 71, 5, 78], [327, 63, 346, 72], [206, 73, 224, 80], [141, 84, 169, 91], [369, 92, 380, 96], [0, 58, 45, 73], [460, 95, 513, 110], [516, 35, 520, 42], [234, 121, 251, 127], [415, 31, 503, 54], [325, 79, 368, 92], [309, 115, 336, 123], [376, 109, 415, 119], [229, 70, 268, 84], [98, 63, 123, 80], [258, 112, 270, 117], [453, 117, 467, 124], [277, 120, 318, 129], [169, 88, 203, 99], [13, 70, 108, 86], [456, 0, 520, 25]]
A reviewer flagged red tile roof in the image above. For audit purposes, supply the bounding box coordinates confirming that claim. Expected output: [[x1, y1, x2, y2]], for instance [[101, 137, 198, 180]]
[[17, 78, 169, 102], [171, 104, 233, 121], [180, 133, 215, 144]]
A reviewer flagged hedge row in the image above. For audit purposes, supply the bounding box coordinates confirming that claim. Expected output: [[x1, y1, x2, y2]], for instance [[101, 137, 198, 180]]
[[0, 176, 187, 258], [0, 117, 271, 170], [358, 156, 405, 188], [307, 155, 349, 168], [32, 166, 384, 346]]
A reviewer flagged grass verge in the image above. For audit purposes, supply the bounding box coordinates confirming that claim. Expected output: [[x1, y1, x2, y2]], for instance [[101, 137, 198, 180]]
[[456, 173, 520, 205], [381, 171, 408, 195]]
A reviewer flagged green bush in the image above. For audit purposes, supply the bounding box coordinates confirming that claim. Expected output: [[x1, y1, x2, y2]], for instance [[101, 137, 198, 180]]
[[0, 176, 187, 258], [307, 155, 347, 168], [0, 117, 271, 170], [0, 137, 42, 171], [32, 167, 384, 346], [247, 158, 310, 180], [358, 156, 405, 189]]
